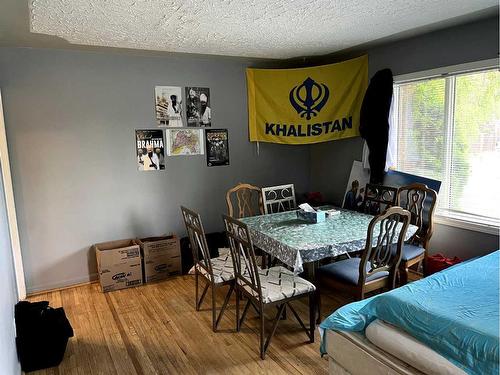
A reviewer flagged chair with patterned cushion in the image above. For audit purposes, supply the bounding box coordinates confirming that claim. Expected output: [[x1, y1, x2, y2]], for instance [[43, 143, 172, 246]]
[[316, 207, 411, 320], [261, 184, 297, 214], [181, 206, 235, 332], [396, 183, 438, 284], [226, 183, 264, 218], [222, 214, 316, 359], [361, 183, 398, 215]]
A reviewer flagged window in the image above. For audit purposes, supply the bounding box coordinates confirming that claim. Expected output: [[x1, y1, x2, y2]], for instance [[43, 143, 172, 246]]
[[391, 61, 500, 229]]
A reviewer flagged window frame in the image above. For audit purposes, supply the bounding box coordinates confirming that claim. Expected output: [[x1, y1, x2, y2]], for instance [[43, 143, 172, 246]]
[[392, 58, 500, 235]]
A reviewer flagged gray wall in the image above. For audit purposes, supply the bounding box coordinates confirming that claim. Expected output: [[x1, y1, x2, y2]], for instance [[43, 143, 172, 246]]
[[309, 16, 499, 258], [0, 16, 498, 294], [0, 162, 20, 374], [0, 48, 310, 293]]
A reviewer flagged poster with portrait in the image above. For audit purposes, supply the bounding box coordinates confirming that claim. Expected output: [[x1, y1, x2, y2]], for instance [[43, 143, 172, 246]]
[[155, 86, 184, 127], [136, 129, 165, 171], [166, 129, 204, 156], [342, 160, 370, 210], [185, 87, 211, 127], [205, 129, 229, 167]]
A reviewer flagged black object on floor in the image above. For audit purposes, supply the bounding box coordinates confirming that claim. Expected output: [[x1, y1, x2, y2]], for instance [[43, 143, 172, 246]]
[[15, 300, 74, 372], [180, 231, 228, 274]]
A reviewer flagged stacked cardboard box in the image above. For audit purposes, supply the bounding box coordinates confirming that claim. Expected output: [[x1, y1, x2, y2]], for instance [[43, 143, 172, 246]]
[[136, 235, 181, 283], [94, 239, 143, 292]]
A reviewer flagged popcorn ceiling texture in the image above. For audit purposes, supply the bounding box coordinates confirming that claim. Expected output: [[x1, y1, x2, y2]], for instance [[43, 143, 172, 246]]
[[30, 0, 496, 58]]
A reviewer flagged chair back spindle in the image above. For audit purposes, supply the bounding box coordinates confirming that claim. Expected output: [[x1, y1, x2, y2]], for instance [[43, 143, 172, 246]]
[[362, 184, 398, 215], [359, 207, 411, 286], [397, 183, 437, 249], [261, 184, 297, 214], [226, 183, 264, 218], [222, 215, 263, 302], [181, 206, 213, 276]]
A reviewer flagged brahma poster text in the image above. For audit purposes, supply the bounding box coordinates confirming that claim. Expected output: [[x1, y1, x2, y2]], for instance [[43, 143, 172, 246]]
[[136, 129, 165, 171]]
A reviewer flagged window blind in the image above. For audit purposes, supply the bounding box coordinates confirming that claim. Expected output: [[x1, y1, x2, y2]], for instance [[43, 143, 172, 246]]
[[393, 68, 500, 225]]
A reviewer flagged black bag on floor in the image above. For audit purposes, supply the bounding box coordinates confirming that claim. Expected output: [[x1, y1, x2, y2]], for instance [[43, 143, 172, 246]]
[[15, 300, 74, 372]]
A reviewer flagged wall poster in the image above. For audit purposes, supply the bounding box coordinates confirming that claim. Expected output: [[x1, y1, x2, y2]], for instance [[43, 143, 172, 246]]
[[155, 86, 184, 127], [166, 129, 204, 156], [136, 129, 165, 171], [185, 87, 211, 127], [205, 129, 229, 166]]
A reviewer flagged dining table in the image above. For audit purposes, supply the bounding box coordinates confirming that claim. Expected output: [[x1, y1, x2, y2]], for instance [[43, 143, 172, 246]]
[[240, 207, 418, 274]]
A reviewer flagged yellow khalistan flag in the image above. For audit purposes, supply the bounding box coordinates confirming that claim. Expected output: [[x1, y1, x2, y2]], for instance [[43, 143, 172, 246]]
[[247, 55, 368, 145]]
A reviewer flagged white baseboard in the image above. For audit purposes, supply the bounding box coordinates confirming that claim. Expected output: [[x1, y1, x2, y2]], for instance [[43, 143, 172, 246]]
[[27, 273, 99, 295]]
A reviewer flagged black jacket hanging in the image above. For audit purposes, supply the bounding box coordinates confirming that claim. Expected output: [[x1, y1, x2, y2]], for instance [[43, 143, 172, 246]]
[[359, 68, 393, 184]]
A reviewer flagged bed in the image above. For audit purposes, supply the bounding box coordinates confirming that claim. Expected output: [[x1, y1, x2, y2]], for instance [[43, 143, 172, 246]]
[[319, 250, 499, 375]]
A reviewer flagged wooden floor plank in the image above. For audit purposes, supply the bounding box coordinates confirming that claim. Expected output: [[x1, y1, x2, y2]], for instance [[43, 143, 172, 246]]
[[27, 275, 344, 374]]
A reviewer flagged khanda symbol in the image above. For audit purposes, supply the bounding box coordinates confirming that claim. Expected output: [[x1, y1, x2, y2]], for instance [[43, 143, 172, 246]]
[[289, 77, 330, 120]]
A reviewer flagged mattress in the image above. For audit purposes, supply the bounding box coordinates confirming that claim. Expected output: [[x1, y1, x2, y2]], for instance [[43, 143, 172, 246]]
[[365, 319, 466, 375], [325, 329, 423, 375], [320, 251, 500, 374]]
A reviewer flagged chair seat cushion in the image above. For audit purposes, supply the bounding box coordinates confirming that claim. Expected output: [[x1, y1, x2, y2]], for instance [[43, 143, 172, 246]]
[[239, 266, 316, 304], [400, 244, 425, 261], [196, 253, 235, 284], [318, 258, 389, 285]]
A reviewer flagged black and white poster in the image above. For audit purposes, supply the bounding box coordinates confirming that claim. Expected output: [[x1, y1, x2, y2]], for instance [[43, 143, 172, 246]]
[[185, 87, 211, 127], [136, 129, 165, 171], [155, 86, 184, 127], [205, 129, 229, 167]]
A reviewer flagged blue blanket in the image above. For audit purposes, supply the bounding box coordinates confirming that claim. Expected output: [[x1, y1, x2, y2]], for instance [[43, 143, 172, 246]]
[[319, 251, 500, 375]]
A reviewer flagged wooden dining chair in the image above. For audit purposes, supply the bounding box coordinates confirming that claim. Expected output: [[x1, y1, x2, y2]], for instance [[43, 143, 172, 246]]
[[222, 214, 316, 360], [180, 206, 235, 332], [316, 206, 411, 320], [226, 183, 264, 218], [361, 183, 398, 215], [396, 183, 438, 284], [261, 184, 297, 214]]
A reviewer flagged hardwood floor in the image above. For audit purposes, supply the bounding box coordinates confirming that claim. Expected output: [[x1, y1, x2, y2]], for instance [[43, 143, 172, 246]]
[[27, 275, 347, 375]]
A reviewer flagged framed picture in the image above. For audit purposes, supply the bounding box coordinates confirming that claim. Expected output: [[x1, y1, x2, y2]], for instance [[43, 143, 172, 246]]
[[205, 129, 229, 166], [135, 129, 165, 171], [166, 129, 204, 156], [384, 169, 441, 193], [155, 86, 184, 127], [185, 87, 211, 127]]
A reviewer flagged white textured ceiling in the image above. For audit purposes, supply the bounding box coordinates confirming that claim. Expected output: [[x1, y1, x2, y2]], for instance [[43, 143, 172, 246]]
[[29, 0, 497, 59]]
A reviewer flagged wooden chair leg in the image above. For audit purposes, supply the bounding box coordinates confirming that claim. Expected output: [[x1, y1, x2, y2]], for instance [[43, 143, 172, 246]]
[[287, 301, 314, 342], [259, 305, 266, 359], [316, 288, 322, 324], [195, 270, 199, 310], [215, 284, 234, 330], [211, 285, 217, 332], [287, 302, 308, 333], [356, 290, 365, 301], [280, 304, 287, 320], [400, 264, 409, 285], [309, 293, 315, 343], [239, 298, 252, 329], [235, 288, 240, 332], [262, 303, 286, 359], [197, 282, 209, 311]]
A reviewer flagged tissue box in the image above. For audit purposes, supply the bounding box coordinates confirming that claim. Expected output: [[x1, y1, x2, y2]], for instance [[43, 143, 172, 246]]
[[296, 209, 326, 223]]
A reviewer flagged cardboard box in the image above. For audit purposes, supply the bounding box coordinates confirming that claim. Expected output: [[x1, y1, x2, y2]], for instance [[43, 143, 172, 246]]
[[94, 239, 143, 292], [137, 235, 181, 283]]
